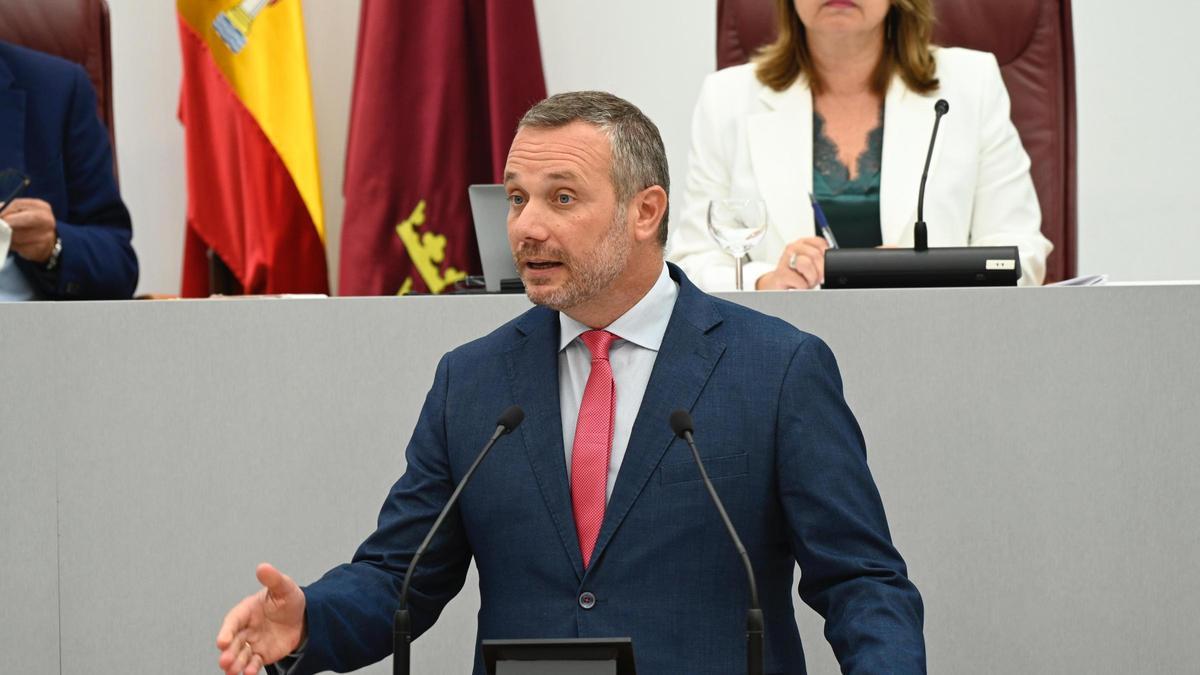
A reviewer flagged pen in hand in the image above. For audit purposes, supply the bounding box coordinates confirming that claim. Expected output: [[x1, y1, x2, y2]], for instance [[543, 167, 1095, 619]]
[[807, 192, 839, 250], [0, 172, 31, 217]]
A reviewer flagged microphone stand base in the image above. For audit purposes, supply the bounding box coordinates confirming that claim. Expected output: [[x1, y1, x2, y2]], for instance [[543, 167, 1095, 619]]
[[823, 246, 1021, 289]]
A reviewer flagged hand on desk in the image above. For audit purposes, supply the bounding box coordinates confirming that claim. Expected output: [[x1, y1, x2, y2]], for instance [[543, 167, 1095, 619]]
[[217, 563, 306, 675], [756, 236, 828, 290], [3, 198, 57, 263]]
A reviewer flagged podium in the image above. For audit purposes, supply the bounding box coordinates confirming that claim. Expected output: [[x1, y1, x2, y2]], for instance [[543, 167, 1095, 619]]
[[482, 638, 636, 675]]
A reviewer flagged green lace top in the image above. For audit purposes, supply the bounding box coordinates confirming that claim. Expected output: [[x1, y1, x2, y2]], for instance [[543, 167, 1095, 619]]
[[812, 110, 884, 249]]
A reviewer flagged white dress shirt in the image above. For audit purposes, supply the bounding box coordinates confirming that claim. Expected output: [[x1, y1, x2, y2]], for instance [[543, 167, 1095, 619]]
[[558, 262, 678, 501]]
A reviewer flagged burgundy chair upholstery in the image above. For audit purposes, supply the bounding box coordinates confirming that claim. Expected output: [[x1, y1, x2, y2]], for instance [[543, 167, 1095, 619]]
[[716, 0, 1077, 281], [0, 0, 117, 155]]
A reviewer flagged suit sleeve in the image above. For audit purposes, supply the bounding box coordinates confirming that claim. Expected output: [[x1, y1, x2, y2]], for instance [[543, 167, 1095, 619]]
[[777, 335, 926, 673], [296, 353, 473, 674], [966, 52, 1052, 286], [669, 71, 774, 291], [15, 65, 138, 299]]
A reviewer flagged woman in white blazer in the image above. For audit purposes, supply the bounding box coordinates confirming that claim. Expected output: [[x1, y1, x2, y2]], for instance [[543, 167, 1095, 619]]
[[670, 0, 1052, 290]]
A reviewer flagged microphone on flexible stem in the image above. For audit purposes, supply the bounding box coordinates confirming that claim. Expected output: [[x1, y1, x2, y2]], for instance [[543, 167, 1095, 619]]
[[394, 405, 525, 675], [669, 410, 763, 675], [914, 99, 950, 252], [824, 97, 1020, 287]]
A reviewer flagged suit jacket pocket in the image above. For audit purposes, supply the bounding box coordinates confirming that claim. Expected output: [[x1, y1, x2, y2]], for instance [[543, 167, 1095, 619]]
[[659, 453, 748, 485]]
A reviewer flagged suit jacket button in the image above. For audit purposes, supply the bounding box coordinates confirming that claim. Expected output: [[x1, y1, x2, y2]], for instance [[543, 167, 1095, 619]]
[[578, 591, 596, 609]]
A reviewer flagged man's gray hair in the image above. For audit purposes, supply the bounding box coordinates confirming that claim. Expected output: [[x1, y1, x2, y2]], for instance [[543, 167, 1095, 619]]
[[518, 91, 670, 246]]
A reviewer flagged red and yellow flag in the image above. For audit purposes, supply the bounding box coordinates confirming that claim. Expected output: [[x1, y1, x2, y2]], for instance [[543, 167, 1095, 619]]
[[177, 0, 329, 296]]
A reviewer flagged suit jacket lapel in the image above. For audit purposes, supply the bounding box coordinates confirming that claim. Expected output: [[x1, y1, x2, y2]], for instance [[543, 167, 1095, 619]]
[[505, 307, 586, 580], [748, 83, 814, 245], [880, 75, 943, 245], [587, 266, 726, 574], [0, 58, 26, 174]]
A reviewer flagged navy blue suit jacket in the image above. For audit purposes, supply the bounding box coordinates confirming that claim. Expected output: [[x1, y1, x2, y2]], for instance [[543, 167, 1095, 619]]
[[0, 41, 137, 299], [300, 264, 925, 674]]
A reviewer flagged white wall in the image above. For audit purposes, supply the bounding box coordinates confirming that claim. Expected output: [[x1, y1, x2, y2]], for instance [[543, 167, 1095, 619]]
[[1073, 2, 1200, 281], [107, 0, 185, 297], [108, 0, 1200, 296]]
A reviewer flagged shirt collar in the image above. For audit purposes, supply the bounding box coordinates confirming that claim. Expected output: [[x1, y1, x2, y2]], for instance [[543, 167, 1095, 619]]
[[559, 262, 678, 353]]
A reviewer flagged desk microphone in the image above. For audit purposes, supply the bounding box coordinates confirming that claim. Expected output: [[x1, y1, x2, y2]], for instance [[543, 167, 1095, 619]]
[[914, 99, 950, 252], [394, 405, 525, 675], [824, 98, 1021, 287], [669, 410, 763, 675]]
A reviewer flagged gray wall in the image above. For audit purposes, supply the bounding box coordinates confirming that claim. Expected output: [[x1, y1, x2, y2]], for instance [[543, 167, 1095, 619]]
[[2, 286, 1199, 673]]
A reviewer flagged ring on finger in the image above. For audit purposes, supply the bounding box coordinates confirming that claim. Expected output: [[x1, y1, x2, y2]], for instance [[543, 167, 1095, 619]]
[[788, 252, 798, 270]]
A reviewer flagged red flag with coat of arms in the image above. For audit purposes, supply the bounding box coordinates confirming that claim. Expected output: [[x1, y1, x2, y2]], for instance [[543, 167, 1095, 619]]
[[338, 0, 547, 296]]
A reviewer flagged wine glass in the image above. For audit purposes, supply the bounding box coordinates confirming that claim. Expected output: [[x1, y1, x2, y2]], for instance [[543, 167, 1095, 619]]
[[707, 199, 768, 290]]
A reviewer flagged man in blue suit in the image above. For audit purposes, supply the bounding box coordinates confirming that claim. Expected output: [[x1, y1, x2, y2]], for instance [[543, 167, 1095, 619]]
[[0, 41, 137, 300], [217, 91, 924, 675]]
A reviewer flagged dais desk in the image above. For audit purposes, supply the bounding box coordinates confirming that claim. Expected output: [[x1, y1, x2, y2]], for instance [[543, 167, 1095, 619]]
[[2, 284, 1198, 673]]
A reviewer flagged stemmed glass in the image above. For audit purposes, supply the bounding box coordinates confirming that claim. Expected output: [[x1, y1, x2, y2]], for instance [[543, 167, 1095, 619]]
[[707, 198, 768, 290]]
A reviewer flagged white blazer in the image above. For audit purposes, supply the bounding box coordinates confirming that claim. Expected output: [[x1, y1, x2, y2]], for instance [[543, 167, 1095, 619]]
[[669, 47, 1053, 290]]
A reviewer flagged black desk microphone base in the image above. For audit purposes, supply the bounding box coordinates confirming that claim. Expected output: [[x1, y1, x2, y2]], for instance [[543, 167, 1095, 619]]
[[823, 246, 1021, 289]]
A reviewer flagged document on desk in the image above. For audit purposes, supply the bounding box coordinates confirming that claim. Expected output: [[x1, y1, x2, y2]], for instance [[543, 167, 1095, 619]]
[[1049, 274, 1108, 287]]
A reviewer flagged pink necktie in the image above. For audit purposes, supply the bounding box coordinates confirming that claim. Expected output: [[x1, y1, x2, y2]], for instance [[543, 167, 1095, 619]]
[[571, 329, 618, 569]]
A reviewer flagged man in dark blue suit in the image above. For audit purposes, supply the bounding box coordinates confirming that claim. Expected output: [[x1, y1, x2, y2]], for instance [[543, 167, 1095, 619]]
[[217, 91, 924, 675], [0, 41, 137, 300]]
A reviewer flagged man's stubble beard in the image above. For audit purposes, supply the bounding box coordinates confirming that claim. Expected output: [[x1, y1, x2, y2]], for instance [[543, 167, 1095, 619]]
[[517, 209, 631, 312]]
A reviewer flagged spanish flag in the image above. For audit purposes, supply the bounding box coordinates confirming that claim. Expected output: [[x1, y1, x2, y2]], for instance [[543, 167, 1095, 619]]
[[176, 0, 329, 296]]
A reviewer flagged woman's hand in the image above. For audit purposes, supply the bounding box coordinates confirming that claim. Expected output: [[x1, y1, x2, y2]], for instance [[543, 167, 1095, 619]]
[[755, 237, 829, 290]]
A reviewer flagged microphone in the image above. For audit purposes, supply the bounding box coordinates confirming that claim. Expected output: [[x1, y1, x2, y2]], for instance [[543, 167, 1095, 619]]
[[824, 98, 1021, 288], [669, 410, 763, 675], [914, 99, 950, 252], [394, 405, 525, 675]]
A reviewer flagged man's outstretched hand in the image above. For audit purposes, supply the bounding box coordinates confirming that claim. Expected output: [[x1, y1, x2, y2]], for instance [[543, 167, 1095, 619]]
[[216, 563, 307, 675]]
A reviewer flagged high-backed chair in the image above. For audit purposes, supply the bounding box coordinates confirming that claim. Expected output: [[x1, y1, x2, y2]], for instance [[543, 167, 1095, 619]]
[[716, 0, 1077, 282], [0, 0, 117, 159]]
